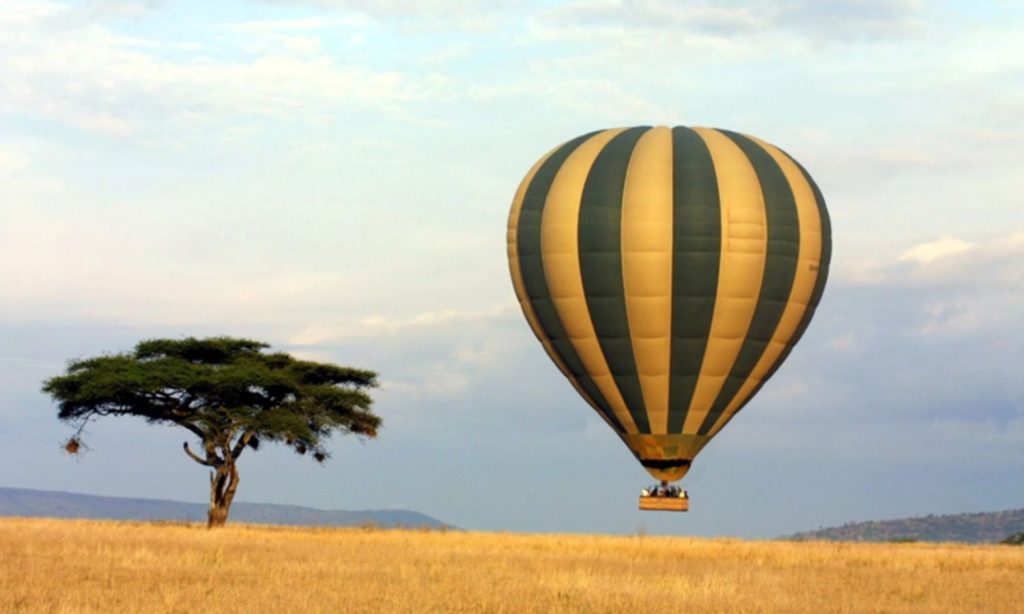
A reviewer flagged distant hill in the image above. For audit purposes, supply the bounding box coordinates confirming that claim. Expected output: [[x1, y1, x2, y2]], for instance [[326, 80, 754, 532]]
[[0, 487, 456, 529], [786, 509, 1024, 544]]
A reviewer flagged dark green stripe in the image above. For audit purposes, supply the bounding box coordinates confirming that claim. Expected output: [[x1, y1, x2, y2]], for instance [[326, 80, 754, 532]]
[[667, 127, 721, 433], [749, 155, 832, 391], [698, 130, 801, 435], [714, 154, 832, 435], [517, 131, 626, 433], [786, 156, 832, 348], [578, 127, 651, 433]]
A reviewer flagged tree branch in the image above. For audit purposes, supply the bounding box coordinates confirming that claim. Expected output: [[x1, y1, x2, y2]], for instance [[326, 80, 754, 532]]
[[183, 442, 218, 467], [230, 430, 255, 460], [174, 420, 206, 440]]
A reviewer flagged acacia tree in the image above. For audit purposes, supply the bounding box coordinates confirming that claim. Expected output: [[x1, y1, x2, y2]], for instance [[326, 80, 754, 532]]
[[42, 337, 380, 528]]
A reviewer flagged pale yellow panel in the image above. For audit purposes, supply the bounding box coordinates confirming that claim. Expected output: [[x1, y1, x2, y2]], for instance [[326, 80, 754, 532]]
[[705, 136, 824, 438], [507, 147, 568, 371], [682, 128, 767, 434], [541, 128, 642, 434], [508, 145, 554, 313], [621, 126, 673, 435], [507, 145, 611, 424]]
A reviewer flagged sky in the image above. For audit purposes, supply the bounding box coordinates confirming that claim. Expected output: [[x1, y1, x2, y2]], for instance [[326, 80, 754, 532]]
[[1, 0, 1023, 538]]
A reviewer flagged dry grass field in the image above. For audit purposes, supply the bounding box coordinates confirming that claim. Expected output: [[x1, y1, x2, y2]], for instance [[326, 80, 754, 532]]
[[2, 517, 1022, 613]]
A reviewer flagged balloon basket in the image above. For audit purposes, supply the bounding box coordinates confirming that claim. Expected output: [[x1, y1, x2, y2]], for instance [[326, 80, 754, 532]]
[[639, 495, 689, 512]]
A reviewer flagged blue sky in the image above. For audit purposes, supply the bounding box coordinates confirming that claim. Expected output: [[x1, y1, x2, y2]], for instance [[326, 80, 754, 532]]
[[1, 0, 1023, 537]]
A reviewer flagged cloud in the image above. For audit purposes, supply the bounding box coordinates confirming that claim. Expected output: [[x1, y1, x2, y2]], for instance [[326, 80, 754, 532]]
[[546, 1, 765, 34], [917, 301, 979, 336], [901, 233, 1024, 290], [899, 235, 975, 265], [833, 232, 1023, 338], [384, 362, 472, 398], [3, 0, 165, 27], [0, 197, 382, 327], [782, 230, 1024, 440], [470, 77, 679, 124], [0, 139, 66, 202], [0, 1, 451, 139], [707, 228, 1020, 465], [225, 16, 370, 32], [777, 0, 923, 41], [542, 0, 922, 43], [279, 306, 550, 431], [0, 147, 27, 176], [287, 306, 512, 345], [827, 333, 860, 352], [254, 0, 507, 30], [837, 233, 998, 289], [417, 42, 472, 65], [257, 0, 477, 16], [905, 232, 1024, 337]]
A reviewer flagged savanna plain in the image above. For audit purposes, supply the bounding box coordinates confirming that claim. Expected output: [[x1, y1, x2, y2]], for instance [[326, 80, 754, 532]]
[[2, 517, 1022, 613]]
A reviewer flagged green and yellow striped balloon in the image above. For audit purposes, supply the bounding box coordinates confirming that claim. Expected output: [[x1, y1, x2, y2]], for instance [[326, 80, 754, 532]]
[[507, 126, 831, 482]]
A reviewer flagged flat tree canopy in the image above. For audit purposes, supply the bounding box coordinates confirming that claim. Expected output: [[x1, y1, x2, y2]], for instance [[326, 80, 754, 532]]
[[42, 336, 380, 527]]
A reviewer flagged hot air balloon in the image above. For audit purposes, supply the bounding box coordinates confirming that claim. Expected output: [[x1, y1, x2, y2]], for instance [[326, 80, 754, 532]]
[[506, 126, 831, 511]]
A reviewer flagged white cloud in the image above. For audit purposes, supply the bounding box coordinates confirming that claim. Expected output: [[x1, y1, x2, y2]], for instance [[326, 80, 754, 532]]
[[798, 229, 1024, 453], [287, 306, 511, 345], [832, 231, 1023, 337], [0, 139, 66, 200], [225, 16, 370, 32], [899, 235, 975, 265], [64, 0, 166, 23], [827, 333, 860, 352], [944, 22, 1024, 78], [257, 0, 484, 16], [905, 234, 1024, 335], [0, 198, 381, 327], [540, 0, 922, 43], [757, 378, 809, 405], [546, 0, 766, 33], [383, 363, 472, 399], [777, 0, 923, 42], [471, 77, 678, 124], [0, 1, 451, 139], [0, 147, 27, 176], [284, 304, 527, 406], [917, 301, 980, 336], [901, 234, 1024, 292], [992, 232, 1024, 253], [833, 257, 888, 285], [254, 0, 507, 31], [417, 42, 472, 65]]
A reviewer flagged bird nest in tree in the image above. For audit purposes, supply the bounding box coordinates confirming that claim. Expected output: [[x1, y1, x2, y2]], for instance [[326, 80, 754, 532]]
[[64, 437, 81, 455]]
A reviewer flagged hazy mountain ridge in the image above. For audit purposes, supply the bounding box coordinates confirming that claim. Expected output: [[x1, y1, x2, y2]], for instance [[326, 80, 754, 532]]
[[786, 509, 1024, 544], [0, 487, 456, 529]]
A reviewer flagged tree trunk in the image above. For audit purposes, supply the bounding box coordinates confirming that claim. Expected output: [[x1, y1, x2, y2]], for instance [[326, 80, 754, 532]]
[[208, 503, 229, 527], [207, 461, 240, 528]]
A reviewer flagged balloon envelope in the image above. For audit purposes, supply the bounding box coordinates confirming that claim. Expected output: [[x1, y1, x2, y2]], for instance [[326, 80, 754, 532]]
[[507, 126, 831, 482]]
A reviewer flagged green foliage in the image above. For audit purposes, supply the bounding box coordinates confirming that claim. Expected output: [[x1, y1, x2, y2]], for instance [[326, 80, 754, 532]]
[[999, 532, 1024, 545], [42, 336, 380, 461]]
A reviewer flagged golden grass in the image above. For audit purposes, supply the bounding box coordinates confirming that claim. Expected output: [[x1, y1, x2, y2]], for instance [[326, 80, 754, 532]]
[[2, 517, 1022, 613]]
